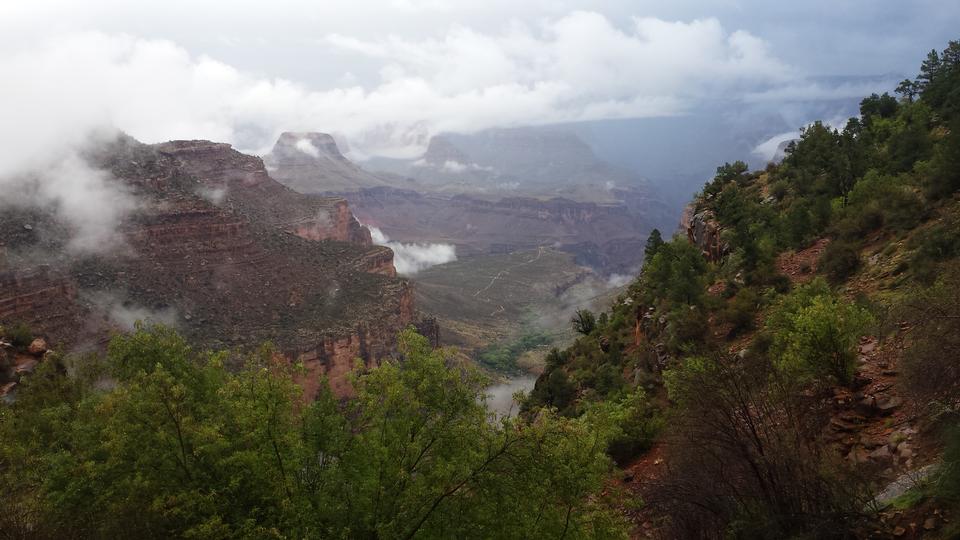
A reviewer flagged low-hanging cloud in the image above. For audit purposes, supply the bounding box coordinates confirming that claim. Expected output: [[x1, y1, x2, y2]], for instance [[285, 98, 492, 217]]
[[86, 291, 179, 331], [0, 13, 804, 162], [1, 149, 137, 253], [368, 226, 457, 275]]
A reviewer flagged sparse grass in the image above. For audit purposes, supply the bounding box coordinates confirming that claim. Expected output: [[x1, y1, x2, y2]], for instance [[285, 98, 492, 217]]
[[891, 487, 927, 510]]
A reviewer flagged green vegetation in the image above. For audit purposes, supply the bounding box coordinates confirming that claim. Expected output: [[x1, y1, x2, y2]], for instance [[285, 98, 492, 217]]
[[3, 322, 34, 348], [765, 279, 873, 386], [522, 40, 960, 537], [0, 325, 627, 538], [475, 330, 551, 373]]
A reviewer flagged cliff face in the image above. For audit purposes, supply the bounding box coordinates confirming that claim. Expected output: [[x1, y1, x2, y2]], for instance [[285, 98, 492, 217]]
[[0, 135, 412, 396], [294, 280, 414, 398], [156, 140, 372, 245], [680, 203, 726, 262], [263, 132, 395, 193], [340, 187, 655, 274]]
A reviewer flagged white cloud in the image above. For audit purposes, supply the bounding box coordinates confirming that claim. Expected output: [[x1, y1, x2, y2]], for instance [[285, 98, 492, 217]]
[[441, 160, 467, 173], [752, 130, 798, 162], [1, 150, 137, 254], [368, 226, 457, 275], [294, 138, 320, 157], [0, 13, 797, 163]]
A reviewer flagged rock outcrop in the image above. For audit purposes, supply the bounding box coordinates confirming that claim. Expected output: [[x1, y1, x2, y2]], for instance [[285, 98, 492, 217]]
[[157, 140, 372, 245], [680, 204, 726, 262], [263, 132, 396, 193], [0, 134, 413, 396]]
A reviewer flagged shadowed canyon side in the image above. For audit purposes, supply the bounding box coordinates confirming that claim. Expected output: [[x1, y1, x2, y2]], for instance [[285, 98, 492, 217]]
[[0, 135, 414, 396]]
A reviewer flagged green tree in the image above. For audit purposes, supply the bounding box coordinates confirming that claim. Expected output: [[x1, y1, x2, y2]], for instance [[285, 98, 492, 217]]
[[643, 237, 708, 306], [896, 79, 919, 102], [0, 326, 627, 539], [644, 228, 664, 261], [572, 308, 597, 335]]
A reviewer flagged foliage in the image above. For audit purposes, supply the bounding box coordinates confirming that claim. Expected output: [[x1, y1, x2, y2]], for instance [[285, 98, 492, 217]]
[[643, 228, 664, 261], [592, 389, 663, 466], [820, 239, 862, 283], [0, 325, 627, 539], [908, 216, 960, 284], [938, 424, 960, 506], [719, 287, 760, 337], [899, 267, 960, 409], [476, 330, 551, 373], [658, 354, 867, 538], [642, 237, 708, 307], [572, 309, 597, 336], [765, 279, 873, 386], [3, 322, 34, 348]]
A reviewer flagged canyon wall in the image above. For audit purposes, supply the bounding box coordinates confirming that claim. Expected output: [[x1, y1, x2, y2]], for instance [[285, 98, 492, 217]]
[[342, 187, 655, 274], [0, 135, 414, 396]]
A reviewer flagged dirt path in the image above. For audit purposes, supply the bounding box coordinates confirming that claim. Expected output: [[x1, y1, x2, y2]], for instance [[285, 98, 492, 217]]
[[472, 246, 545, 298]]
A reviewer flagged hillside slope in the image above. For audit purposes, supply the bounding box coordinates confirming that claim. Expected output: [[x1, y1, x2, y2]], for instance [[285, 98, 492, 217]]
[[524, 41, 960, 539]]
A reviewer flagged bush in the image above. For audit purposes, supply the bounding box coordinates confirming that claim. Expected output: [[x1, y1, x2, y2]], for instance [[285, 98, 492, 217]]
[[571, 309, 597, 335], [899, 268, 960, 407], [820, 240, 861, 283], [766, 279, 873, 386], [909, 219, 960, 284], [666, 307, 708, 353], [720, 287, 760, 337], [4, 323, 33, 348], [605, 390, 663, 466]]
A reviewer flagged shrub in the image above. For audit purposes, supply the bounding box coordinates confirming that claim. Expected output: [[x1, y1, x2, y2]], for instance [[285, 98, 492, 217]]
[[666, 307, 708, 353], [766, 279, 873, 386], [720, 287, 760, 337], [899, 268, 960, 407], [909, 219, 960, 284], [4, 323, 33, 349], [820, 240, 861, 283], [605, 390, 663, 466], [571, 309, 597, 335]]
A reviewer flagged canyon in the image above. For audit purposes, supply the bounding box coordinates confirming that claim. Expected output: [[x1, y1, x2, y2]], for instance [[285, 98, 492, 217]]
[[266, 128, 676, 275], [0, 134, 417, 398]]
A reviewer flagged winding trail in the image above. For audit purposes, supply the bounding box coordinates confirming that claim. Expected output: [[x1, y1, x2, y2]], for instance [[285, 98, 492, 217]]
[[473, 246, 546, 298]]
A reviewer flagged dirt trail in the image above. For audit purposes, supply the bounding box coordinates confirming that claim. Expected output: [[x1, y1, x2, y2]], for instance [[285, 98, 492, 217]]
[[472, 246, 545, 298]]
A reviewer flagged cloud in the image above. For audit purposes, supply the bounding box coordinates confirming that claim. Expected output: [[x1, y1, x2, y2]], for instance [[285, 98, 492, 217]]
[[368, 226, 457, 275], [86, 291, 179, 331], [0, 14, 798, 162], [294, 138, 320, 157], [752, 130, 799, 162], [197, 185, 228, 205], [1, 149, 137, 253]]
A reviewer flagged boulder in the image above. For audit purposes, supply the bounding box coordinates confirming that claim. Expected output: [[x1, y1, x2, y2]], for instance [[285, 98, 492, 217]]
[[856, 395, 878, 416], [876, 396, 903, 415], [27, 338, 47, 355], [869, 445, 893, 463]]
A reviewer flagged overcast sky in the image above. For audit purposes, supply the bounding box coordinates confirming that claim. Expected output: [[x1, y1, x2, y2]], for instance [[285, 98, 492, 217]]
[[1, 0, 957, 163]]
